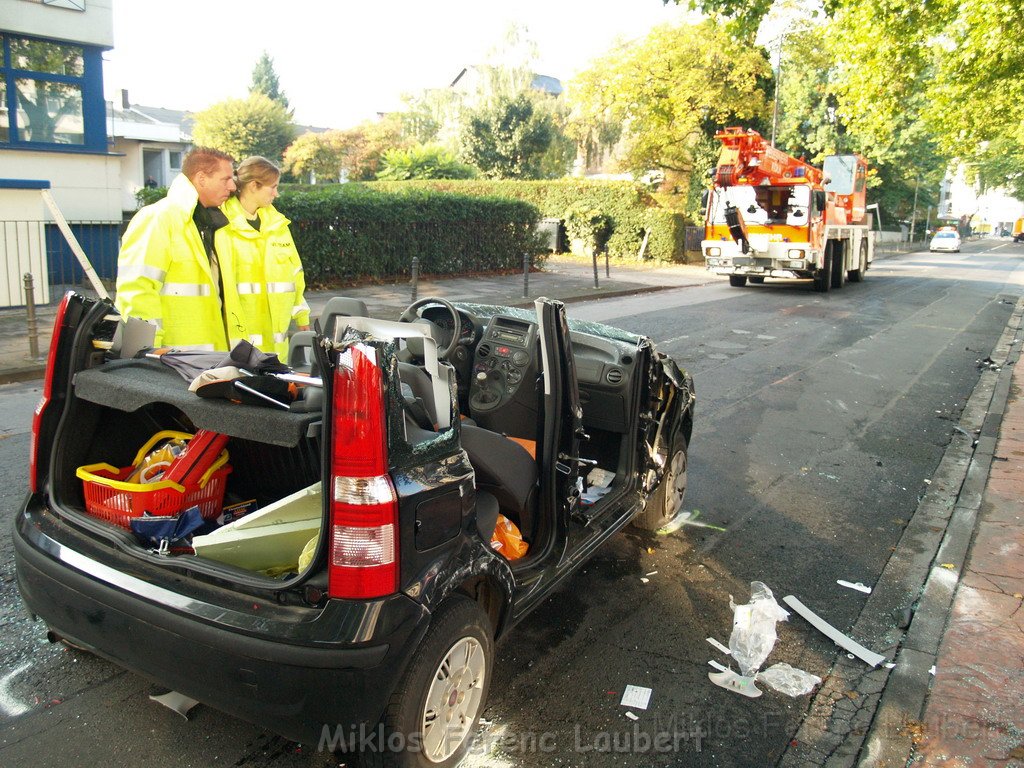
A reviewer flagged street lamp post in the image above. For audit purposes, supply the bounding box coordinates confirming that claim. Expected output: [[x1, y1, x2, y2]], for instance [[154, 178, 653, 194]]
[[909, 176, 921, 242], [770, 35, 784, 147]]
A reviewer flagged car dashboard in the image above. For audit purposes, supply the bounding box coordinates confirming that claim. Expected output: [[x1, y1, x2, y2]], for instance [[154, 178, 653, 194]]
[[423, 304, 642, 438]]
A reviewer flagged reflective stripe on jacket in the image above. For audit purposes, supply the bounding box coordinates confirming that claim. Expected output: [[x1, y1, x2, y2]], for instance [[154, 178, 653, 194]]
[[115, 174, 241, 350], [219, 196, 309, 358]]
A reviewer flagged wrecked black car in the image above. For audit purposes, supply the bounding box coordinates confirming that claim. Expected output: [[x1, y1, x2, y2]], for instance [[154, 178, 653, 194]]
[[14, 292, 694, 767]]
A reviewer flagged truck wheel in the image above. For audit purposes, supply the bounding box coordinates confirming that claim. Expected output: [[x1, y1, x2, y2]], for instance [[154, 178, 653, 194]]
[[813, 246, 832, 293], [729, 275, 748, 287], [633, 432, 688, 531], [366, 597, 493, 768], [830, 242, 846, 289], [849, 241, 868, 282], [749, 276, 765, 284]]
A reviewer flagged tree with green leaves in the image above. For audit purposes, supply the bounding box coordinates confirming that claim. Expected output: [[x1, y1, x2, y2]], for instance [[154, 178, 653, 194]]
[[459, 94, 554, 179], [250, 51, 289, 111], [377, 144, 477, 180], [340, 115, 411, 181], [671, 0, 1023, 192], [191, 94, 296, 163], [283, 130, 347, 182], [397, 21, 575, 177], [567, 19, 770, 179]]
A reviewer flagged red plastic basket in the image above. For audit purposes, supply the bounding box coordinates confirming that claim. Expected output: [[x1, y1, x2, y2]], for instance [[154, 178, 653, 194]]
[[76, 431, 231, 529]]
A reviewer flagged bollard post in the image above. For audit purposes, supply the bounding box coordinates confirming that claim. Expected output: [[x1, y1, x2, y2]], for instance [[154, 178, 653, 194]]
[[24, 273, 39, 359], [591, 248, 599, 289], [410, 256, 419, 303], [522, 252, 530, 298]]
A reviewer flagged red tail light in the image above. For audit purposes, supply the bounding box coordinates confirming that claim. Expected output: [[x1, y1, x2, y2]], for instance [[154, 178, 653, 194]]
[[29, 293, 72, 493], [328, 344, 398, 599]]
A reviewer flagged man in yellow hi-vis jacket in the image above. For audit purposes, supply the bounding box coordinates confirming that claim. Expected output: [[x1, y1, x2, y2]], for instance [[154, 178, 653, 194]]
[[115, 147, 243, 350]]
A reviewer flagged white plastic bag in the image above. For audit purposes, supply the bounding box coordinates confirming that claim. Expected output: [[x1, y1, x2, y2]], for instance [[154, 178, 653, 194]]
[[728, 581, 790, 678], [757, 662, 822, 697]]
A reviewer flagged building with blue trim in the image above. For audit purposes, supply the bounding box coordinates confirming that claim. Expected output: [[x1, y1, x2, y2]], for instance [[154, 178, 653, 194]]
[[1, 0, 118, 221]]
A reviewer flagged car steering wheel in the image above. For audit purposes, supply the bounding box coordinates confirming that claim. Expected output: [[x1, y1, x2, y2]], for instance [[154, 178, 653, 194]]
[[398, 297, 462, 361]]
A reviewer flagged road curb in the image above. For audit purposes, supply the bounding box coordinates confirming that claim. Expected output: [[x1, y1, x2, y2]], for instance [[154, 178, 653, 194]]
[[0, 364, 47, 386], [778, 295, 1024, 768]]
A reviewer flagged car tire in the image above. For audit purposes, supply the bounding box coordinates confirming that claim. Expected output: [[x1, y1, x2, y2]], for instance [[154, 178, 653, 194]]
[[849, 241, 868, 282], [749, 276, 765, 284], [360, 596, 493, 768], [830, 244, 846, 289], [632, 432, 688, 531], [729, 275, 747, 287], [813, 245, 832, 293]]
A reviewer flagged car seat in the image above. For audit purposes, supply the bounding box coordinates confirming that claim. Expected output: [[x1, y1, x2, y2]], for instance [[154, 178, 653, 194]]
[[288, 296, 369, 371], [460, 424, 538, 542], [397, 364, 536, 540]]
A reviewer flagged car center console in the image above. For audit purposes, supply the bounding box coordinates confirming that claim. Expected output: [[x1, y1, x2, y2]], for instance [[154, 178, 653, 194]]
[[469, 316, 538, 434]]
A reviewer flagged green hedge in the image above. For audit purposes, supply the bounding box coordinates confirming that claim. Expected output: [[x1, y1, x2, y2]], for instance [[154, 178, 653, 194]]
[[364, 179, 690, 262], [276, 185, 545, 284]]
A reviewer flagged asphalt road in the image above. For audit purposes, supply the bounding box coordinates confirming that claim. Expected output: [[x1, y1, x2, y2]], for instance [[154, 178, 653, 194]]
[[1, 238, 1022, 767]]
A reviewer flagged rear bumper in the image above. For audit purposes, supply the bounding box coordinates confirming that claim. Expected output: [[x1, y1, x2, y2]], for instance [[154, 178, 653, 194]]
[[13, 498, 429, 745]]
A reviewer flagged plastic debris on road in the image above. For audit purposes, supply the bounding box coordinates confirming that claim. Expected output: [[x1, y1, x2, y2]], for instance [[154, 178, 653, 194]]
[[620, 685, 652, 710], [837, 579, 872, 594], [708, 669, 763, 698], [757, 662, 821, 697], [728, 582, 790, 678], [708, 581, 790, 698]]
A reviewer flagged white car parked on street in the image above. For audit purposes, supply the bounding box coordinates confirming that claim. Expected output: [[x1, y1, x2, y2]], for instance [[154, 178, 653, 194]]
[[929, 230, 961, 253]]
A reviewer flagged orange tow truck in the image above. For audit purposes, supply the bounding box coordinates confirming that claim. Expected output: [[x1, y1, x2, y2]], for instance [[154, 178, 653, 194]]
[[702, 127, 875, 292]]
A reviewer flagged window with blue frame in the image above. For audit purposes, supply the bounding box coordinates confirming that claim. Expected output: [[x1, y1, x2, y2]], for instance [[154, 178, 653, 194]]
[[1, 32, 107, 152]]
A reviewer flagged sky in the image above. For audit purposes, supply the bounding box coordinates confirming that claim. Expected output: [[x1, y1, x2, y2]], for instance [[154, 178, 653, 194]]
[[102, 0, 692, 129]]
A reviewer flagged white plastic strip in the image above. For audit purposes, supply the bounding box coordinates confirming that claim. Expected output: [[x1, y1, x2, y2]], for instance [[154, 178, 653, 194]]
[[706, 637, 732, 656], [837, 579, 872, 594], [783, 595, 885, 667]]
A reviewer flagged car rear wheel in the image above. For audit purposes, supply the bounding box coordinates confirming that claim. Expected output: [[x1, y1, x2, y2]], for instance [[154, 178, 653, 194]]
[[849, 241, 868, 282], [360, 596, 493, 768], [633, 432, 688, 530], [830, 243, 847, 289], [749, 276, 765, 284], [729, 275, 747, 287]]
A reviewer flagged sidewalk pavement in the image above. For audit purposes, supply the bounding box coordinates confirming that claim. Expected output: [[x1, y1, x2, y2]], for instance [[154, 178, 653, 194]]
[[1, 254, 1022, 765], [909, 324, 1024, 766]]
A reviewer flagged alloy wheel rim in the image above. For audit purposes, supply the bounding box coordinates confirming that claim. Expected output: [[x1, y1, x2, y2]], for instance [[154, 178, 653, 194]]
[[421, 636, 486, 763], [664, 449, 687, 518]]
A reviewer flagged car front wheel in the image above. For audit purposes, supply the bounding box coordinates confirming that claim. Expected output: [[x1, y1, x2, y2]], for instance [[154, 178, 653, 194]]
[[633, 432, 688, 530], [361, 596, 493, 768]]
